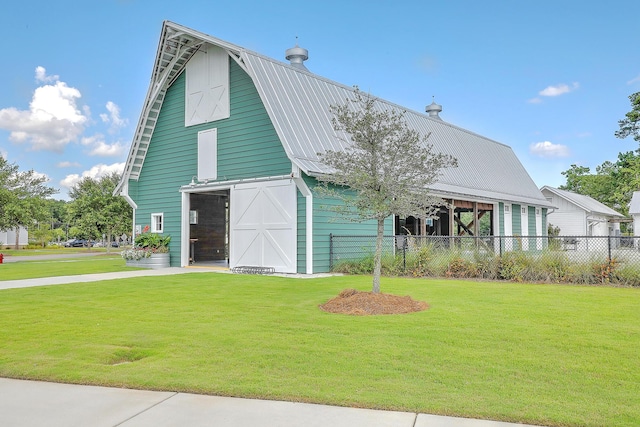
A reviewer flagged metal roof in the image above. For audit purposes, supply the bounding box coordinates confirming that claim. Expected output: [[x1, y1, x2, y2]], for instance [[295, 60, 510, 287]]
[[541, 186, 624, 217], [630, 191, 640, 215], [117, 21, 552, 208]]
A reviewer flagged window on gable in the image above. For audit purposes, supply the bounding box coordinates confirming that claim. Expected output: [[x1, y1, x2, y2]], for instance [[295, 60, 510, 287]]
[[151, 213, 164, 233], [198, 128, 217, 181]]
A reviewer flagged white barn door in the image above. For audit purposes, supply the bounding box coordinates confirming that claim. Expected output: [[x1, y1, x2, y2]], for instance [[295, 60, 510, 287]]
[[230, 180, 297, 273]]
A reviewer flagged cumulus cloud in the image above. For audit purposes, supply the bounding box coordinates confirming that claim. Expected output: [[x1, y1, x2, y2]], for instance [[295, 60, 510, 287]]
[[0, 66, 88, 152], [528, 82, 579, 104], [60, 162, 125, 190], [530, 141, 570, 158], [99, 101, 128, 133], [80, 134, 126, 157], [35, 66, 59, 83]]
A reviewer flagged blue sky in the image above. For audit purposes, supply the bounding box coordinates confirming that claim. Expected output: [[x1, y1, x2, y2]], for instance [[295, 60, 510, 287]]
[[1, 0, 639, 200]]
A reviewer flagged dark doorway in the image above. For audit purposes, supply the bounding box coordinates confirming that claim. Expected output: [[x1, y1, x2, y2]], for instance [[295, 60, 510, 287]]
[[189, 190, 229, 263]]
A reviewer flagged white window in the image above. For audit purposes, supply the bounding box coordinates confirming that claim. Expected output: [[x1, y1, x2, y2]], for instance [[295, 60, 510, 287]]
[[151, 213, 164, 233], [198, 128, 217, 181]]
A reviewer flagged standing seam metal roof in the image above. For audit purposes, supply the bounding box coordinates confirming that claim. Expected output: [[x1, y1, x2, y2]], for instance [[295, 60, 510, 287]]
[[118, 21, 552, 208]]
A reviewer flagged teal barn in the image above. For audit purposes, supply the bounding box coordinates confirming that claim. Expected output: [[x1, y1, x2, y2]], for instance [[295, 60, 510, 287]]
[[115, 21, 553, 273]]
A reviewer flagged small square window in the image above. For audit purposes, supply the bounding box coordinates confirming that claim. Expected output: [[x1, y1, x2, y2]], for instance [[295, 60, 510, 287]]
[[151, 213, 164, 233]]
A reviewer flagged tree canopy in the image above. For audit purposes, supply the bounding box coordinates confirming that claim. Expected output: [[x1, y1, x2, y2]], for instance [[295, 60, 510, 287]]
[[68, 172, 132, 251], [615, 92, 640, 143], [318, 89, 457, 293], [0, 157, 58, 248]]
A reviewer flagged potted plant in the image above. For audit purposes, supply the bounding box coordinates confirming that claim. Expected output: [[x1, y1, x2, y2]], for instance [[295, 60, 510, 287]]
[[122, 225, 171, 268]]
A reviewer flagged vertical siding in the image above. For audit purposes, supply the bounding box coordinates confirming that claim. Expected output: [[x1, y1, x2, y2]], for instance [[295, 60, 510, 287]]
[[131, 59, 292, 266], [498, 202, 505, 235], [528, 206, 536, 235], [297, 189, 306, 273], [512, 204, 522, 235]]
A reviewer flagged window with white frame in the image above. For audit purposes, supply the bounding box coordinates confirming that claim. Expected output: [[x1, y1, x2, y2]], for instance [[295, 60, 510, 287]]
[[151, 213, 164, 233]]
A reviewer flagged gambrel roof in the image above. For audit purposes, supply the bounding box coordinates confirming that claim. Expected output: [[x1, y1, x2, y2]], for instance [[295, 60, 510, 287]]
[[117, 21, 551, 208], [541, 186, 624, 217]]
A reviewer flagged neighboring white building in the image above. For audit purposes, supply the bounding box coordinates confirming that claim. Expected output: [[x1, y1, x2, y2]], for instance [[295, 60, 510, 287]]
[[540, 186, 624, 236], [629, 191, 640, 240], [0, 226, 29, 249]]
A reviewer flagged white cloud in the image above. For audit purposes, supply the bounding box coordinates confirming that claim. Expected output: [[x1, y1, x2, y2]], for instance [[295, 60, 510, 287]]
[[80, 134, 126, 157], [538, 82, 579, 97], [35, 66, 59, 83], [60, 162, 125, 190], [0, 67, 88, 152], [57, 161, 81, 168], [99, 101, 128, 133], [627, 74, 640, 85], [527, 97, 542, 104], [530, 141, 570, 158]]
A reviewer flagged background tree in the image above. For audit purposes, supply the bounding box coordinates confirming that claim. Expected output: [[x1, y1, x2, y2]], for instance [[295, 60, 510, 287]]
[[318, 90, 457, 293], [0, 157, 58, 249], [68, 172, 132, 252], [615, 92, 640, 143]]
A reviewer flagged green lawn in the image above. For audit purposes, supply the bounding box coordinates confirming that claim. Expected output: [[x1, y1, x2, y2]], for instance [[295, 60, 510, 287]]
[[0, 254, 139, 280], [0, 274, 638, 427]]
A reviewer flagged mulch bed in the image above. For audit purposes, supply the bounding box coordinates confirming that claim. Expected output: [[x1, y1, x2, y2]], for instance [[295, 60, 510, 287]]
[[319, 288, 429, 315]]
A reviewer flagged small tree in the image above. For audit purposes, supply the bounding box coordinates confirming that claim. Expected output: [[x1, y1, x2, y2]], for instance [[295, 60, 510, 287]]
[[318, 89, 457, 293]]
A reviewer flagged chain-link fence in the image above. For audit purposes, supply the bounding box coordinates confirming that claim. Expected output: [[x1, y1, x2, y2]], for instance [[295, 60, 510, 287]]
[[329, 234, 640, 286]]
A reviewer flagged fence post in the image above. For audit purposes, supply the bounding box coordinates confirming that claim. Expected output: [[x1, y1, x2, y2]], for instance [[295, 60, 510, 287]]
[[329, 233, 333, 271], [403, 241, 406, 272]]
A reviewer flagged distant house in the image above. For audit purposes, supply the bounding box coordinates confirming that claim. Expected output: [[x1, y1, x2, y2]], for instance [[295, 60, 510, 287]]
[[115, 21, 552, 273], [0, 226, 28, 249], [540, 186, 624, 236], [629, 191, 640, 241]]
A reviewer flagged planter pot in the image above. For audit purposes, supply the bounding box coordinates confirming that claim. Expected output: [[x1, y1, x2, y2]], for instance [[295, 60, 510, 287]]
[[126, 253, 170, 269]]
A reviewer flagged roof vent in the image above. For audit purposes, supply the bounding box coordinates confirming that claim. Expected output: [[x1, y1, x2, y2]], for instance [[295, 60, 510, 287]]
[[425, 98, 443, 120], [285, 44, 309, 71]]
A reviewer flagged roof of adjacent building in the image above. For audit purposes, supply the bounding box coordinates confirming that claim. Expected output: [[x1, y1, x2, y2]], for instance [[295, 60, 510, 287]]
[[629, 191, 640, 215], [541, 186, 625, 217], [117, 21, 552, 208]]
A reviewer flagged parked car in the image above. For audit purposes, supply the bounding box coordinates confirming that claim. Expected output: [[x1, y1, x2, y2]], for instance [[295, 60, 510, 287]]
[[64, 239, 91, 248]]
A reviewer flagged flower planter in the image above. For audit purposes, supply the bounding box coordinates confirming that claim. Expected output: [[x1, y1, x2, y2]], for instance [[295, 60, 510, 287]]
[[125, 253, 170, 269]]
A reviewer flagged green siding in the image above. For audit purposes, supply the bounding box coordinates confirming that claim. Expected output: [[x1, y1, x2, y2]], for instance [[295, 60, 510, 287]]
[[301, 174, 392, 273], [512, 204, 521, 235], [297, 189, 307, 273], [498, 202, 505, 236], [528, 206, 536, 235], [131, 59, 292, 266]]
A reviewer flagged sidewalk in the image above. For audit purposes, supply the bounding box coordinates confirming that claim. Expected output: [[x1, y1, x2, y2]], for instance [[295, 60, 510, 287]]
[[0, 378, 542, 427], [0, 261, 546, 427]]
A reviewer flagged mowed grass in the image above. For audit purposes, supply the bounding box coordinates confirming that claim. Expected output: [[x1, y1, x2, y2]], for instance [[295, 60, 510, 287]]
[[0, 254, 139, 281], [0, 274, 638, 427]]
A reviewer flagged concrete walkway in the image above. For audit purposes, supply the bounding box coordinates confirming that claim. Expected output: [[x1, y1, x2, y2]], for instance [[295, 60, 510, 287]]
[[0, 378, 543, 427], [0, 257, 546, 427]]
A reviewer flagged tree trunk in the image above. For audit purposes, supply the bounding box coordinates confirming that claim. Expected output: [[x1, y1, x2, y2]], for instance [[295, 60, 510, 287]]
[[372, 218, 385, 294], [14, 227, 20, 250]]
